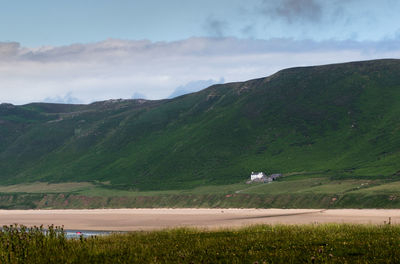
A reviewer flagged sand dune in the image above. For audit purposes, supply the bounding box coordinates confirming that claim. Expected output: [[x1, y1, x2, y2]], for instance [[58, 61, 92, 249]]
[[0, 208, 397, 231]]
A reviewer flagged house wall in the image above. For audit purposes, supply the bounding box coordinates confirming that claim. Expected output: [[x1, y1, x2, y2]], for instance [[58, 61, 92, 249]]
[[250, 172, 265, 180]]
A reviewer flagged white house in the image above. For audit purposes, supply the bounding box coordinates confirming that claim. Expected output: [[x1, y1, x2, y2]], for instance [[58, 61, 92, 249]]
[[250, 172, 266, 181], [248, 172, 283, 184]]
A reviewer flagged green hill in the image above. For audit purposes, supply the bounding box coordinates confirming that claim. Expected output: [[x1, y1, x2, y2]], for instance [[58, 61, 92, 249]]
[[1, 59, 400, 192]]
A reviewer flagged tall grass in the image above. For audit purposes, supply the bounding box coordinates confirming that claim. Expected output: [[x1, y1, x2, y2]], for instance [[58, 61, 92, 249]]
[[1, 223, 400, 263]]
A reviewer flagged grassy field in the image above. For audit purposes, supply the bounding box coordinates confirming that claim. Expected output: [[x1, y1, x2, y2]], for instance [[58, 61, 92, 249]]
[[2, 224, 400, 263], [0, 173, 387, 197], [0, 182, 94, 193], [0, 172, 400, 208]]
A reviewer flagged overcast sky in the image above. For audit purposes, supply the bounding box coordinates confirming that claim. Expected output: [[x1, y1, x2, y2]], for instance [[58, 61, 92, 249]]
[[1, 0, 400, 104]]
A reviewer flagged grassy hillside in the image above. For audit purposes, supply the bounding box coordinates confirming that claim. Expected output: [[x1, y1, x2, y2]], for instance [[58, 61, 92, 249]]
[[1, 59, 400, 191]]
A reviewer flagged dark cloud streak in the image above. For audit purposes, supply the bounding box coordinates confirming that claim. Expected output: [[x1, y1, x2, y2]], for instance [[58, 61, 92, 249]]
[[258, 0, 354, 25], [203, 16, 229, 37], [273, 0, 322, 23]]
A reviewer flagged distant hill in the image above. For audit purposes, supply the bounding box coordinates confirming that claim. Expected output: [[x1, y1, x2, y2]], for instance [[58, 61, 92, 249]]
[[1, 59, 400, 191]]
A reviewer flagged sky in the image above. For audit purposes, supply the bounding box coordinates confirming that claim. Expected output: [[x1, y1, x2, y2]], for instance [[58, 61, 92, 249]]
[[1, 0, 400, 104]]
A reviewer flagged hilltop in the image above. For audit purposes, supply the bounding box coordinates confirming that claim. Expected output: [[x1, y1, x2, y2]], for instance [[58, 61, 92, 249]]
[[1, 59, 400, 195]]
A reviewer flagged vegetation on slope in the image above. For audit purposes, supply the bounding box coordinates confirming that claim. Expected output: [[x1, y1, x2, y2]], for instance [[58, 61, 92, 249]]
[[1, 172, 400, 209], [0, 59, 400, 191]]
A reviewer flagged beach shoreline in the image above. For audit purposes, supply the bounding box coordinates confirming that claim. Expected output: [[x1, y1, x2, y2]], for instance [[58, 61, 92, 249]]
[[0, 208, 398, 231]]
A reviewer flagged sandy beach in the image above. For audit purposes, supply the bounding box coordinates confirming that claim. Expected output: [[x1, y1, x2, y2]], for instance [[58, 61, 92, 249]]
[[0, 208, 398, 231]]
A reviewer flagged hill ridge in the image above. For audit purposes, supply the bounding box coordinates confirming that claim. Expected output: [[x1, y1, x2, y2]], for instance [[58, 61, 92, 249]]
[[1, 58, 400, 190]]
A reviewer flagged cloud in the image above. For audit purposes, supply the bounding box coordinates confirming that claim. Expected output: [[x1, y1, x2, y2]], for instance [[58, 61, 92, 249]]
[[271, 0, 322, 23], [43, 92, 82, 104], [258, 0, 325, 24], [0, 42, 20, 58], [255, 0, 359, 38], [168, 78, 225, 99], [241, 25, 255, 38], [132, 92, 147, 99], [0, 37, 400, 105], [204, 17, 229, 37]]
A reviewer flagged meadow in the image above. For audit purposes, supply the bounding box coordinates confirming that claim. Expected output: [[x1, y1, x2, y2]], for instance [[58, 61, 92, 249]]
[[2, 223, 400, 263], [0, 171, 400, 209]]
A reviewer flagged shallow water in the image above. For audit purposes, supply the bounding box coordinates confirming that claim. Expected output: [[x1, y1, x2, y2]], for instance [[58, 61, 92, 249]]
[[64, 230, 113, 239]]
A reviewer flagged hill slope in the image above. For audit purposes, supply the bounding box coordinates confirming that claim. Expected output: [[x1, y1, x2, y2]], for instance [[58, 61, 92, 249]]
[[1, 59, 400, 190]]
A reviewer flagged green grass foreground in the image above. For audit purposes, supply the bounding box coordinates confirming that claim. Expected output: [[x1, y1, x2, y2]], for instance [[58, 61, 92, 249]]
[[2, 224, 400, 263]]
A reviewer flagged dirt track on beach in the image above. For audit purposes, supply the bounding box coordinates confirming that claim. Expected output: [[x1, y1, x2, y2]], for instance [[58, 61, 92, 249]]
[[0, 209, 398, 231]]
